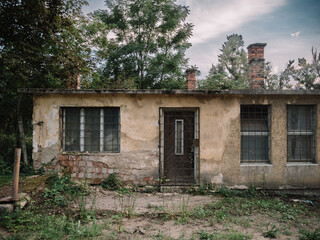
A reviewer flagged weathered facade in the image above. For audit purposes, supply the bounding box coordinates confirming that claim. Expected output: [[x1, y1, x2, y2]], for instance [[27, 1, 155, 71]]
[[23, 88, 320, 189]]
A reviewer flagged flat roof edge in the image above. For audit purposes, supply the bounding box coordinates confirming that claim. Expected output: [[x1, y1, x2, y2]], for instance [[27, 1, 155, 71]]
[[17, 88, 320, 96]]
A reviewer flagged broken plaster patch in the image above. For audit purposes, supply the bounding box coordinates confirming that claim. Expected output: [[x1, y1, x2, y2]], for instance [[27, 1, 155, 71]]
[[212, 173, 223, 184]]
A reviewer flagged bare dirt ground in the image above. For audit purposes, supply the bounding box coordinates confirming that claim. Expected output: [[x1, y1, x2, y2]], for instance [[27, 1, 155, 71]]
[[84, 187, 319, 240], [91, 188, 218, 213], [1, 178, 319, 240]]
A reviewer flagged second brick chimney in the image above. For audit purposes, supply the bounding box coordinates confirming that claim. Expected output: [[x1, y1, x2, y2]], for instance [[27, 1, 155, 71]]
[[186, 68, 196, 90], [247, 43, 267, 89]]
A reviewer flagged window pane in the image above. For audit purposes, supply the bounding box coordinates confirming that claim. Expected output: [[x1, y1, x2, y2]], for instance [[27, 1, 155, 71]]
[[104, 108, 120, 152], [175, 120, 184, 155], [288, 106, 314, 131], [84, 108, 100, 152], [64, 108, 80, 151], [241, 105, 270, 162], [241, 105, 269, 131], [288, 135, 313, 161], [287, 105, 315, 162], [241, 136, 268, 161]]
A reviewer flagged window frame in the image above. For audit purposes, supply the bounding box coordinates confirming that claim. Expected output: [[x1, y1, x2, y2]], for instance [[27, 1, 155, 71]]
[[240, 105, 271, 163], [287, 105, 316, 163], [62, 107, 120, 153]]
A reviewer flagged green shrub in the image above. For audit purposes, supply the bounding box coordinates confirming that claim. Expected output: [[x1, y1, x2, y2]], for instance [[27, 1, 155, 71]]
[[43, 174, 89, 207], [102, 173, 123, 191]]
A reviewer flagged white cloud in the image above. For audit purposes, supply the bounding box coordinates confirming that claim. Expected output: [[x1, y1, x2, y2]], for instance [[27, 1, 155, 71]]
[[183, 0, 286, 44], [290, 31, 300, 37], [272, 65, 279, 74]]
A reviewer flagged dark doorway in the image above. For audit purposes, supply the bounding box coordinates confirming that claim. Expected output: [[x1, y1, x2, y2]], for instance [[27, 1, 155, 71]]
[[160, 109, 199, 185]]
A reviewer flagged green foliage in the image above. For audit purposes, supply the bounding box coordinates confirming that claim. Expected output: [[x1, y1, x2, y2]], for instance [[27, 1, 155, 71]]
[[43, 174, 89, 207], [202, 34, 248, 90], [93, 0, 193, 89], [102, 173, 123, 191], [263, 225, 279, 238], [0, 134, 16, 174], [0, 0, 91, 153], [291, 56, 320, 89], [189, 183, 215, 195], [299, 228, 320, 240], [0, 208, 41, 232], [1, 210, 102, 239], [198, 230, 251, 240]]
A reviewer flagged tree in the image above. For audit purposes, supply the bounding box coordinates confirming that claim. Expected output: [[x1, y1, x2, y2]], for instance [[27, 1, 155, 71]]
[[288, 48, 320, 90], [94, 0, 193, 89], [264, 61, 293, 90], [0, 0, 91, 165], [201, 34, 248, 90]]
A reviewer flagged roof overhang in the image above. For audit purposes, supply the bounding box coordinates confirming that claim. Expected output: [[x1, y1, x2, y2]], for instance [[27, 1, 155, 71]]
[[18, 88, 320, 96]]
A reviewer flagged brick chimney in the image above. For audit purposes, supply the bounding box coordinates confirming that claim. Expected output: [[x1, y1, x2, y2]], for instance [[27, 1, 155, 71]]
[[247, 43, 267, 89], [186, 68, 196, 90], [67, 74, 81, 89]]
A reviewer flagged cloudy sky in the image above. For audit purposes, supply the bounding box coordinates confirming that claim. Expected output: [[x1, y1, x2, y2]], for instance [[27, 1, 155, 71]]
[[83, 0, 320, 78]]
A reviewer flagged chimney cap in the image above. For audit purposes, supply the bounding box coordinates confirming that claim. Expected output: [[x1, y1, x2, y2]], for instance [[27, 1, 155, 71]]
[[186, 68, 197, 73], [247, 43, 267, 49]]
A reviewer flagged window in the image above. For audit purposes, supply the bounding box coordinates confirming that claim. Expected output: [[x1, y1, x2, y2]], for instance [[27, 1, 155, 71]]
[[241, 105, 270, 163], [63, 107, 120, 152], [287, 105, 315, 162], [175, 119, 184, 155]]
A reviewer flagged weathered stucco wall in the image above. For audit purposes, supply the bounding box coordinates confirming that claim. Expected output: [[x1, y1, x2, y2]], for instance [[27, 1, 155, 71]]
[[32, 93, 320, 188]]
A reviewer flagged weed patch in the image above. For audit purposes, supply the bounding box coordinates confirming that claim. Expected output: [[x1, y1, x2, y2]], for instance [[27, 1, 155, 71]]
[[263, 224, 279, 238], [198, 230, 251, 240], [299, 227, 320, 240], [102, 173, 123, 191], [43, 174, 89, 207]]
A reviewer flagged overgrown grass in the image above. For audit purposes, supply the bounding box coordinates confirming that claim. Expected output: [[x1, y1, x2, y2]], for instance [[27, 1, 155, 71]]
[[0, 174, 99, 239], [2, 212, 102, 240]]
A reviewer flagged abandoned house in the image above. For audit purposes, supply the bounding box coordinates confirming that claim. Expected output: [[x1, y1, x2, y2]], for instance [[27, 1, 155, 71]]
[[21, 43, 320, 189]]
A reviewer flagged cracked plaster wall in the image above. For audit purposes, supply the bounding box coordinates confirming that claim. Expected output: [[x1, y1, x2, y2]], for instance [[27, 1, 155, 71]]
[[32, 93, 320, 188]]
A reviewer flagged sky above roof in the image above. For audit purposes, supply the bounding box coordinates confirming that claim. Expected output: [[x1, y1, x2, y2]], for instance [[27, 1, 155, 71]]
[[83, 0, 320, 78]]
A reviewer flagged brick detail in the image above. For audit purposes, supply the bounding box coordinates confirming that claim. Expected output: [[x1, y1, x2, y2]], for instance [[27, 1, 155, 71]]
[[247, 43, 267, 89], [186, 69, 196, 90], [44, 154, 158, 186]]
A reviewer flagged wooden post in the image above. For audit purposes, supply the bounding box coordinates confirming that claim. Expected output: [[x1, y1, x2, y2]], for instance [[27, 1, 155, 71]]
[[12, 148, 21, 201]]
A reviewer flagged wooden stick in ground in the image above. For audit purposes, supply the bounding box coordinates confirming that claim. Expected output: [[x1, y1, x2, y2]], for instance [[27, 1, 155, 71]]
[[12, 148, 21, 201]]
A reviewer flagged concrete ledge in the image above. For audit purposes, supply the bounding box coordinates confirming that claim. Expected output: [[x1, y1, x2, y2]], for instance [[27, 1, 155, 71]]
[[240, 163, 273, 167], [286, 163, 318, 166]]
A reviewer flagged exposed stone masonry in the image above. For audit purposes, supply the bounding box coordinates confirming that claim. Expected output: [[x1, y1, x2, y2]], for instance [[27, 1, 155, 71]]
[[44, 154, 156, 185]]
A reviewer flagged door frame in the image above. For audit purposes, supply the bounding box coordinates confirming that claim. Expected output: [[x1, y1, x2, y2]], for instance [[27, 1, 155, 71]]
[[159, 107, 200, 185]]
